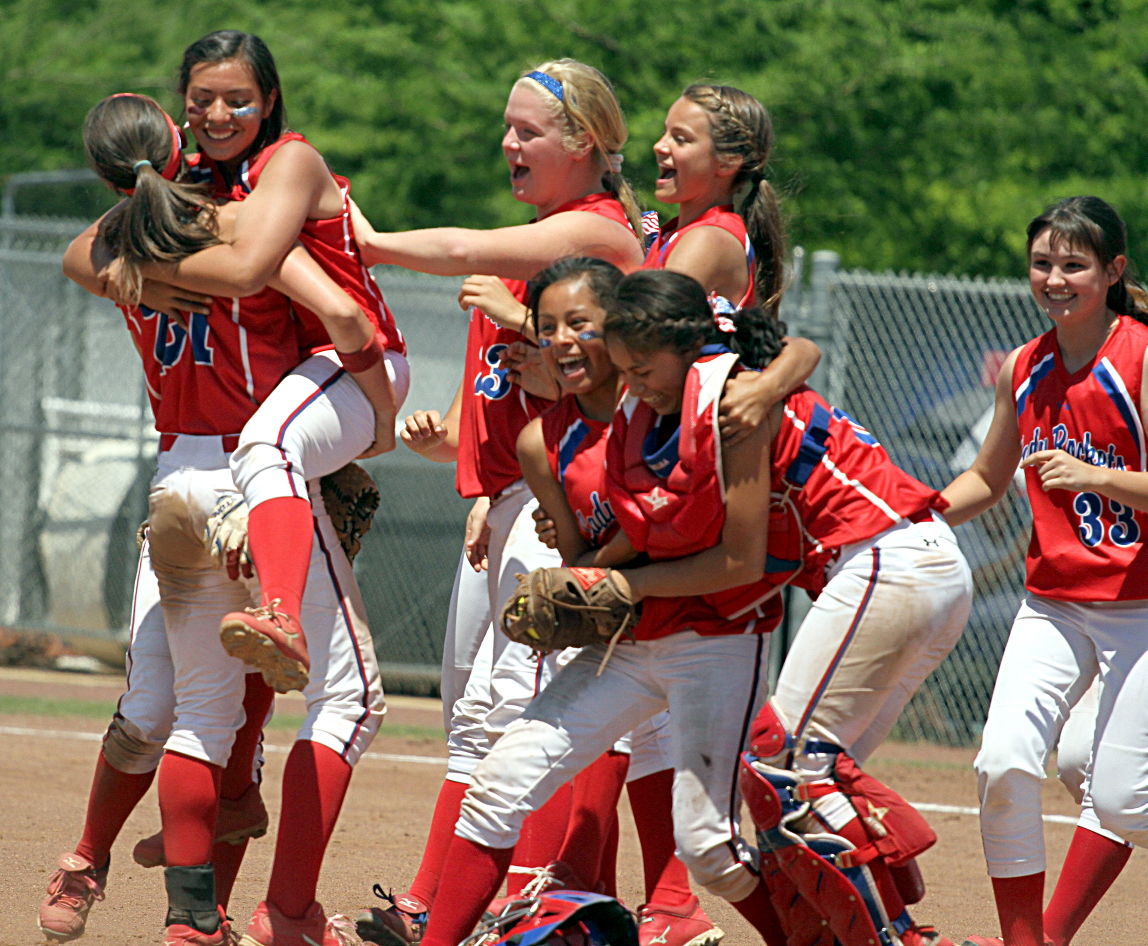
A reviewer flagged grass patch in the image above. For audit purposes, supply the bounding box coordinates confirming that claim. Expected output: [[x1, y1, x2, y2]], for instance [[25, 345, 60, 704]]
[[0, 694, 441, 743], [0, 693, 115, 720]]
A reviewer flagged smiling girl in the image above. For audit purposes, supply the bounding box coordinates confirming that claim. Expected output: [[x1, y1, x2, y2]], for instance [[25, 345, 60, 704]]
[[942, 196, 1148, 946], [351, 60, 646, 944]]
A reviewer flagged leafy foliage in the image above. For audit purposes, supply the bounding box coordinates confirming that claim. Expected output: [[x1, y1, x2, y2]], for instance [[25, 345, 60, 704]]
[[5, 0, 1148, 276]]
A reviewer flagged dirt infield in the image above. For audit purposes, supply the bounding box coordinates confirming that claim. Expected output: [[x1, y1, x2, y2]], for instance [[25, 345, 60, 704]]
[[3, 666, 1144, 945]]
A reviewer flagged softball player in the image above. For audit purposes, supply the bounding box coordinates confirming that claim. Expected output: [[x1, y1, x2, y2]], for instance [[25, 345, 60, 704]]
[[941, 196, 1148, 946], [51, 93, 387, 946], [350, 60, 648, 944], [93, 31, 409, 698], [640, 82, 821, 448], [412, 270, 797, 946], [515, 257, 723, 946]]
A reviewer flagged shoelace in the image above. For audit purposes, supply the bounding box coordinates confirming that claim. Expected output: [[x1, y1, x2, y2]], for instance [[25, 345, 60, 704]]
[[47, 868, 105, 908], [517, 865, 559, 898], [244, 598, 288, 624], [326, 914, 365, 946]]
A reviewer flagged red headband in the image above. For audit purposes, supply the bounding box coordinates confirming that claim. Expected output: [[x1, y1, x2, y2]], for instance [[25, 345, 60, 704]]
[[108, 93, 186, 188]]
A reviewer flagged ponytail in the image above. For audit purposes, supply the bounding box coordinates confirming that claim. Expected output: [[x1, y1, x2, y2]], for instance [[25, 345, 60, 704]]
[[83, 94, 219, 305], [605, 269, 786, 370], [683, 84, 786, 318]]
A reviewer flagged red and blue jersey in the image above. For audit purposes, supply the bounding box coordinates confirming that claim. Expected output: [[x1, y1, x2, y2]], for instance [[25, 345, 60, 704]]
[[190, 134, 406, 358], [642, 205, 755, 308], [122, 291, 301, 436], [542, 396, 618, 548], [456, 191, 636, 499], [771, 386, 945, 593], [606, 351, 785, 638], [1014, 315, 1148, 600]]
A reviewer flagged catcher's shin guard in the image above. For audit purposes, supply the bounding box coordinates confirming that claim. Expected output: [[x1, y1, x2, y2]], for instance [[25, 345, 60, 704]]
[[741, 753, 890, 945], [741, 750, 940, 946]]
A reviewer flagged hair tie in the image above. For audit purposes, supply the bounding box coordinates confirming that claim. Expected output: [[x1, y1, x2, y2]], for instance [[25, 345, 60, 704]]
[[708, 292, 738, 333], [132, 159, 153, 173], [525, 70, 564, 102], [606, 153, 624, 174], [109, 93, 186, 182]]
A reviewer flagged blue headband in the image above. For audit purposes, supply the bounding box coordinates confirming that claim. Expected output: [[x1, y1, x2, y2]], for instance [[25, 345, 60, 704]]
[[525, 70, 564, 102]]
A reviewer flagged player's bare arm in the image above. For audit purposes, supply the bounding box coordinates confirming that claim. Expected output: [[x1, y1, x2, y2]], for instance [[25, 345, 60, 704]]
[[516, 418, 591, 565], [144, 141, 334, 297], [351, 208, 643, 280], [720, 336, 821, 444], [464, 496, 491, 572], [661, 224, 751, 303], [940, 349, 1024, 525]]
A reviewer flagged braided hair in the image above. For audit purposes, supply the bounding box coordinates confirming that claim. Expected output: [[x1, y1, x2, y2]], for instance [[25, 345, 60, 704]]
[[682, 83, 786, 318], [604, 269, 786, 369]]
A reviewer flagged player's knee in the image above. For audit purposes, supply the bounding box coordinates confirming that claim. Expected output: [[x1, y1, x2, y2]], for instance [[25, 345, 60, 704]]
[[103, 715, 165, 774], [1093, 786, 1148, 845], [676, 837, 759, 902]]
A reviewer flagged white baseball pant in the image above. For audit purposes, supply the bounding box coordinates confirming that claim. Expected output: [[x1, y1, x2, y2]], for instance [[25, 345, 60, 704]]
[[772, 513, 972, 775], [975, 595, 1148, 876], [457, 631, 772, 903]]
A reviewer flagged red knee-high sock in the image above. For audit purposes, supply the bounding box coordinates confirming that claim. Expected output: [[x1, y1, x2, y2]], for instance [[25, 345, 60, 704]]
[[266, 740, 351, 918], [991, 872, 1045, 946], [247, 497, 313, 618], [213, 838, 248, 910], [221, 675, 275, 798], [730, 878, 786, 946], [597, 809, 620, 899], [628, 769, 692, 907], [420, 838, 514, 946], [159, 752, 222, 867], [74, 752, 156, 867], [554, 751, 629, 889], [506, 782, 573, 895], [407, 778, 471, 906], [1044, 827, 1131, 946]]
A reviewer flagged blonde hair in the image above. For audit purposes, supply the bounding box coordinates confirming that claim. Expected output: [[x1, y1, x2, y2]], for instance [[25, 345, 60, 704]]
[[683, 83, 786, 318], [517, 59, 643, 240]]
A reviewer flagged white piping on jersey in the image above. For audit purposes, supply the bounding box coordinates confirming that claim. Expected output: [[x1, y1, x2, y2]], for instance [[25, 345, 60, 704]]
[[1097, 355, 1147, 471], [695, 353, 738, 505], [1013, 351, 1056, 413], [782, 403, 902, 524], [230, 297, 255, 402]]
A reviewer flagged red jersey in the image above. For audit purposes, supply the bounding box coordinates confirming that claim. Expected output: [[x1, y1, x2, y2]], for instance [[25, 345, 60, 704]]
[[772, 386, 945, 593], [607, 351, 785, 638], [642, 205, 755, 308], [191, 134, 406, 358], [455, 192, 636, 499], [1014, 316, 1148, 600], [123, 292, 301, 436], [541, 396, 618, 548]]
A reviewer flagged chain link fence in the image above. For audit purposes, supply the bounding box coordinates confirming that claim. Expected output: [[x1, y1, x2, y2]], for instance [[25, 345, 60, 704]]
[[0, 217, 1047, 743]]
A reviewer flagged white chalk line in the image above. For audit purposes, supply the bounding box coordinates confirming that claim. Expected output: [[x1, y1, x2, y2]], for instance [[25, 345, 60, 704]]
[[0, 725, 1080, 825]]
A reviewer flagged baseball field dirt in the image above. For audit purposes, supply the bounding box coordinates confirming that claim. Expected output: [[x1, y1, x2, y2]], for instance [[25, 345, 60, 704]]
[[3, 666, 1144, 945]]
